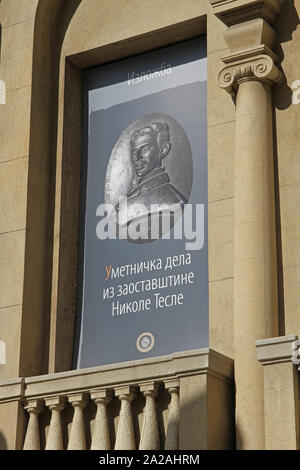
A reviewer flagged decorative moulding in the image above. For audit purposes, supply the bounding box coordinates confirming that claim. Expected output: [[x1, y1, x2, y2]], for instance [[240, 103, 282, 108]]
[[221, 44, 277, 64], [218, 53, 283, 96], [255, 335, 299, 366]]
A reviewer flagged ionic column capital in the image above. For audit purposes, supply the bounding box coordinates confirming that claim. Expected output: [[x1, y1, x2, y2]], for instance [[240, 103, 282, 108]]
[[218, 54, 283, 95], [211, 0, 285, 97]]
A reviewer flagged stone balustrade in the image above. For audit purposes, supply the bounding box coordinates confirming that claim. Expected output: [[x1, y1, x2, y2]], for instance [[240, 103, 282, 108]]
[[0, 349, 234, 449], [22, 380, 178, 450]]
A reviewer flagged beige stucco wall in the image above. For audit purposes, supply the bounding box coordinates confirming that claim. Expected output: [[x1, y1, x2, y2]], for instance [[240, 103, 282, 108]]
[[0, 0, 38, 380], [0, 0, 236, 381], [52, 0, 235, 370]]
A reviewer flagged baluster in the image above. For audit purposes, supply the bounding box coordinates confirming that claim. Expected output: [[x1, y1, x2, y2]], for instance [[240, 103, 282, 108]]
[[114, 386, 136, 450], [139, 382, 160, 450], [164, 380, 179, 450], [67, 393, 88, 450], [45, 396, 66, 450], [90, 389, 112, 450], [23, 399, 44, 450]]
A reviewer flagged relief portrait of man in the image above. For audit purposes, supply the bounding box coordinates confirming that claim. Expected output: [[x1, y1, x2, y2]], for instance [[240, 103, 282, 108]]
[[116, 121, 188, 239], [104, 112, 193, 243]]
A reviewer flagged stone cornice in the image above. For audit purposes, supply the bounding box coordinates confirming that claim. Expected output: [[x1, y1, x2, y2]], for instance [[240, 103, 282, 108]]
[[210, 0, 285, 27], [255, 335, 299, 366], [0, 378, 24, 403], [0, 349, 233, 403], [221, 44, 277, 64], [218, 53, 283, 95]]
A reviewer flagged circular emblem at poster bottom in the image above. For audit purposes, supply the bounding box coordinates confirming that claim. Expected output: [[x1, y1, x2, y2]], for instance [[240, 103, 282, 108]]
[[136, 332, 155, 353]]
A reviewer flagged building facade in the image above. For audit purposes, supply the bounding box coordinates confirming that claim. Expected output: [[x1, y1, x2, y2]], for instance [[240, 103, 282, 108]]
[[0, 0, 300, 450]]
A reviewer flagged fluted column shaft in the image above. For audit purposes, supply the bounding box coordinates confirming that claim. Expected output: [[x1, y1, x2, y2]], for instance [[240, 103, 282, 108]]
[[67, 393, 88, 450], [139, 383, 160, 450], [45, 396, 66, 450], [23, 400, 43, 450], [164, 382, 179, 450], [114, 386, 136, 450], [91, 390, 112, 450]]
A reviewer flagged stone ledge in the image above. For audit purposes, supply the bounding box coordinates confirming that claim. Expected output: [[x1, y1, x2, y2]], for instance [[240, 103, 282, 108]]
[[24, 349, 233, 398], [0, 349, 234, 401], [255, 335, 299, 365], [0, 377, 24, 402]]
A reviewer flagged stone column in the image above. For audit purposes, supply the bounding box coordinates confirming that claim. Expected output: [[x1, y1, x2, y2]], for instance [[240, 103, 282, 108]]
[[114, 386, 136, 450], [139, 382, 160, 450], [90, 390, 112, 450], [45, 396, 66, 450], [219, 57, 282, 449], [23, 399, 43, 450], [211, 0, 284, 449], [164, 381, 179, 450], [67, 393, 88, 450]]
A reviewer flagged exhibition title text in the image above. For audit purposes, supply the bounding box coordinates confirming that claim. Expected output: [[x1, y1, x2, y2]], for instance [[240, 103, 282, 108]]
[[103, 252, 194, 317], [127, 62, 172, 85]]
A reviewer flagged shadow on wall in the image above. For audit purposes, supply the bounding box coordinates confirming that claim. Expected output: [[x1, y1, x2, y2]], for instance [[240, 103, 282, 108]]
[[274, 0, 300, 111], [0, 432, 7, 450], [270, 0, 300, 337]]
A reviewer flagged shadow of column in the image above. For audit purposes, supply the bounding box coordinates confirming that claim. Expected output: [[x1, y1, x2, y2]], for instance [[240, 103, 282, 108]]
[[0, 431, 7, 450], [271, 0, 300, 336]]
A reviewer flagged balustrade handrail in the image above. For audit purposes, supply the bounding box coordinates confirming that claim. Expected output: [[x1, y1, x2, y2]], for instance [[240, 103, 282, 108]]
[[22, 348, 233, 400]]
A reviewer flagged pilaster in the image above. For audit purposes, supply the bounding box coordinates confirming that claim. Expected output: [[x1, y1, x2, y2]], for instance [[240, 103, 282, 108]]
[[256, 335, 300, 449]]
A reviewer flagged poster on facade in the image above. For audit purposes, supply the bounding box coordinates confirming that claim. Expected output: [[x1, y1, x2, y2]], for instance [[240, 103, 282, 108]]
[[74, 37, 208, 368]]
